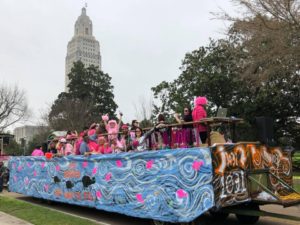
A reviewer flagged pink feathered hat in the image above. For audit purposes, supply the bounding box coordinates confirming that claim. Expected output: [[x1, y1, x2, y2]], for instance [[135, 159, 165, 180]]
[[195, 96, 208, 106], [108, 120, 117, 125]]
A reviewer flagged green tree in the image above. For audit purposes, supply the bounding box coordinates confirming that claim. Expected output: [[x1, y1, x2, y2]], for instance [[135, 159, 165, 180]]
[[152, 39, 243, 116], [152, 35, 300, 145], [67, 62, 117, 116], [4, 140, 23, 156], [49, 61, 117, 131], [49, 93, 95, 131], [225, 0, 300, 147], [152, 1, 300, 147]]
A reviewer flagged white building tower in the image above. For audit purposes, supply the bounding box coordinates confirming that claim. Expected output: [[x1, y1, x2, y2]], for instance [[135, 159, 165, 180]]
[[65, 7, 102, 92]]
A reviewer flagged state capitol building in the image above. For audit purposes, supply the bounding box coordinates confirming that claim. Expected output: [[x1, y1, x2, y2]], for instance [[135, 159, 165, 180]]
[[65, 7, 102, 92]]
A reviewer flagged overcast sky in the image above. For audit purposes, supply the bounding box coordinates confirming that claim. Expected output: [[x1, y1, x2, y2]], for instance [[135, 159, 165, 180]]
[[0, 0, 236, 129]]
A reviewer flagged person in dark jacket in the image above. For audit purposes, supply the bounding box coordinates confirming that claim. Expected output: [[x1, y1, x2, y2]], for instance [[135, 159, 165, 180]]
[[0, 161, 5, 192]]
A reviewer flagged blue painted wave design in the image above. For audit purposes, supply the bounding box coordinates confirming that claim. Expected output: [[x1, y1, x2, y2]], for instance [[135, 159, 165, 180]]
[[8, 148, 214, 223]]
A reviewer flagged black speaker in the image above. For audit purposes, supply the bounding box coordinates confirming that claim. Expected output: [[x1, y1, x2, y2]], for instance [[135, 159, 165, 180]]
[[255, 117, 275, 146]]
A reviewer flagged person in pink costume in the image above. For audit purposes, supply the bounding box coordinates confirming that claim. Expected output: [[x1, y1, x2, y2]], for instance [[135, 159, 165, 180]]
[[88, 123, 97, 136], [102, 114, 122, 139], [58, 138, 74, 155], [192, 96, 208, 144], [31, 145, 44, 156], [110, 138, 124, 153], [97, 136, 112, 154]]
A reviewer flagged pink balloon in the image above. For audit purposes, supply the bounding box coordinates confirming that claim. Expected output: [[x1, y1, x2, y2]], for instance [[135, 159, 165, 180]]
[[96, 191, 102, 199], [82, 161, 88, 168], [176, 189, 188, 198], [146, 160, 154, 169], [192, 160, 204, 171], [116, 160, 122, 167], [136, 193, 144, 203], [105, 172, 112, 181]]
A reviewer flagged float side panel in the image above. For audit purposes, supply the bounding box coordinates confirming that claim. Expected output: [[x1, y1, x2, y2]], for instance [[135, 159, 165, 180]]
[[8, 148, 214, 223]]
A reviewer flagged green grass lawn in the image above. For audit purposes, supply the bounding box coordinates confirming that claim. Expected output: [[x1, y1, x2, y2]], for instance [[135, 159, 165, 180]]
[[293, 151, 300, 167], [293, 151, 300, 192], [294, 176, 300, 192], [0, 196, 99, 225]]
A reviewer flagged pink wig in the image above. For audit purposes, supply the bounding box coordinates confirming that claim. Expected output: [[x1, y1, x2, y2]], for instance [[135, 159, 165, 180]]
[[195, 96, 208, 106], [106, 120, 119, 140], [108, 120, 117, 128]]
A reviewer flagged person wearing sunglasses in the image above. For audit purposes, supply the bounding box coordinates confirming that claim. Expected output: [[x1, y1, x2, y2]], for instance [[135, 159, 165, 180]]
[[174, 107, 193, 128]]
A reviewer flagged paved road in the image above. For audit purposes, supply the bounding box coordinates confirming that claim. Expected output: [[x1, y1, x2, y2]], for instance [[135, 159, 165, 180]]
[[2, 190, 300, 225]]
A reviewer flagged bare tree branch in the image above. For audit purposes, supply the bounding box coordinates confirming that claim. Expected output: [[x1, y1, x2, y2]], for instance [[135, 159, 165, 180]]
[[0, 84, 29, 132]]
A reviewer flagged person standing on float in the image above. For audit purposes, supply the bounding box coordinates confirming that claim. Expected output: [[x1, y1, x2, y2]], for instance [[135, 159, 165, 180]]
[[192, 96, 208, 144]]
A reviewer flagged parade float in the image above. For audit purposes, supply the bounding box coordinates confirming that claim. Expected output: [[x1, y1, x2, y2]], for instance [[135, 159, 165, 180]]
[[7, 117, 300, 224]]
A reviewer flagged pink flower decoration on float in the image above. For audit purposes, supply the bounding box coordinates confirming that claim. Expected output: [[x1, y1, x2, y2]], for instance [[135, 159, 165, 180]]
[[33, 170, 37, 177], [96, 191, 102, 199], [13, 163, 16, 169], [55, 165, 60, 171], [13, 176, 17, 182], [17, 166, 22, 172], [44, 184, 49, 192], [41, 162, 45, 169], [105, 172, 112, 181], [82, 161, 88, 168], [176, 189, 188, 198], [136, 194, 144, 203], [192, 160, 204, 171], [146, 160, 154, 169], [27, 162, 31, 167], [24, 177, 29, 185], [116, 160, 122, 167], [92, 167, 97, 175]]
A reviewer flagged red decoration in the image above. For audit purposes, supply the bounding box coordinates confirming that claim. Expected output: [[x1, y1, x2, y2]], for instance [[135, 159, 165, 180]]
[[45, 152, 53, 160]]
